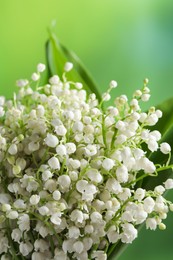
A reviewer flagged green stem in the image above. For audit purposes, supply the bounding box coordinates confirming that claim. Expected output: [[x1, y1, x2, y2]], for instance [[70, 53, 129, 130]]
[[60, 158, 66, 175], [31, 212, 62, 246], [125, 173, 149, 188], [102, 114, 108, 155], [157, 164, 173, 172], [126, 164, 173, 188], [6, 221, 19, 260], [111, 128, 118, 150], [32, 153, 38, 167], [49, 235, 55, 256]]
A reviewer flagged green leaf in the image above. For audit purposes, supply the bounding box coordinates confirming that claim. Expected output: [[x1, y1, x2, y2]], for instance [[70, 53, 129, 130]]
[[45, 31, 102, 101], [151, 97, 173, 136], [107, 97, 173, 260]]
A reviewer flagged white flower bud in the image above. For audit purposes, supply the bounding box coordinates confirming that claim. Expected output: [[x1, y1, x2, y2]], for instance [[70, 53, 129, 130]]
[[54, 250, 67, 260], [143, 197, 155, 213], [42, 170, 53, 181], [11, 228, 22, 242], [75, 82, 83, 89], [160, 142, 171, 154], [53, 190, 61, 201], [16, 158, 26, 170], [30, 195, 40, 205], [139, 113, 148, 123], [85, 224, 94, 234], [134, 89, 142, 97], [8, 144, 17, 155], [73, 121, 84, 132], [37, 63, 46, 72], [147, 139, 158, 152], [56, 144, 67, 157], [14, 199, 26, 209], [154, 185, 165, 195], [155, 109, 162, 118], [49, 75, 60, 85], [16, 79, 29, 87], [58, 175, 71, 190], [164, 179, 173, 189], [69, 171, 78, 181], [36, 105, 45, 117], [106, 178, 122, 194], [19, 242, 33, 256], [115, 134, 127, 145], [144, 78, 149, 85], [116, 120, 126, 131], [108, 106, 119, 116], [7, 210, 19, 219], [83, 116, 92, 124], [65, 143, 76, 154], [110, 80, 118, 88], [50, 213, 61, 225], [118, 188, 131, 201], [86, 169, 102, 183], [90, 212, 102, 223], [32, 252, 46, 260], [84, 144, 97, 156], [2, 203, 11, 212], [31, 72, 40, 81], [48, 157, 60, 170], [64, 62, 73, 72], [146, 113, 158, 126], [141, 157, 156, 174], [102, 158, 115, 171], [68, 158, 81, 169], [146, 218, 157, 230], [68, 226, 80, 239], [17, 214, 30, 231], [73, 241, 84, 254], [44, 133, 59, 148], [133, 148, 144, 160], [141, 93, 150, 102], [83, 125, 94, 134], [34, 239, 49, 252], [130, 98, 139, 110], [107, 229, 119, 243], [70, 209, 84, 223], [44, 179, 57, 192], [149, 130, 161, 141], [28, 141, 39, 152], [0, 107, 5, 117], [159, 223, 166, 230], [116, 165, 128, 183], [38, 206, 49, 216], [121, 223, 137, 243], [55, 125, 67, 136]]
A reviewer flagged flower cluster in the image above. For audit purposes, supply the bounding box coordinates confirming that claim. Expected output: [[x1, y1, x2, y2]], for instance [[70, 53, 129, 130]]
[[0, 63, 173, 260]]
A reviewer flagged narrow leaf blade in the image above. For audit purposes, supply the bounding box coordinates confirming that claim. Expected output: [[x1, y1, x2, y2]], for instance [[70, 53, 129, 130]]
[[45, 32, 102, 101]]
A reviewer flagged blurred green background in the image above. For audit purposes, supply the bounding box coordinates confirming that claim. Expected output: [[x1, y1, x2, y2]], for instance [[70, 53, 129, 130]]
[[1, 0, 173, 259]]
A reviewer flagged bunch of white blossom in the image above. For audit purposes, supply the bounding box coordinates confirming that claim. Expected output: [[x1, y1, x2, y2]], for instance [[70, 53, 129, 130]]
[[0, 62, 173, 260]]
